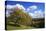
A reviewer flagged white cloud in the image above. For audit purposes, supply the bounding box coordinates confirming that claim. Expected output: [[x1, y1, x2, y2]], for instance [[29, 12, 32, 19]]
[[27, 5, 44, 18], [6, 10, 10, 17], [6, 4, 44, 18], [29, 5, 37, 10], [34, 10, 42, 14], [6, 4, 25, 10], [6, 5, 15, 9], [29, 13, 34, 16], [15, 4, 25, 10], [29, 10, 44, 18], [6, 4, 26, 17], [27, 5, 37, 12]]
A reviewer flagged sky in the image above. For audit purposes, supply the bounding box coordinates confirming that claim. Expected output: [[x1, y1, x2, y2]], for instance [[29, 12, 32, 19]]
[[5, 1, 45, 18]]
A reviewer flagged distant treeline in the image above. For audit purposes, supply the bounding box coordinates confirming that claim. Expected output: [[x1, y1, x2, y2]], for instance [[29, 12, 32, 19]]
[[32, 18, 45, 21], [31, 18, 45, 28]]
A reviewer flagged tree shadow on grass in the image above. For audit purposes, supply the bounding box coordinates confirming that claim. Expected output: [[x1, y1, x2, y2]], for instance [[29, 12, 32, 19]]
[[8, 24, 20, 27]]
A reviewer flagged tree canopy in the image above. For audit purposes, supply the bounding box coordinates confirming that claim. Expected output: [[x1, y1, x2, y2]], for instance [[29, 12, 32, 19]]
[[7, 8, 32, 26]]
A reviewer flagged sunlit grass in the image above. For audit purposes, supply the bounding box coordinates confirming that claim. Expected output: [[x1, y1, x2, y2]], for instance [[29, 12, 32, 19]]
[[7, 24, 34, 30]]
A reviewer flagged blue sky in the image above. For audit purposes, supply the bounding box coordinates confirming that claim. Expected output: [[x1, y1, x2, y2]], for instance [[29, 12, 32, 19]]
[[5, 1, 45, 18], [5, 1, 44, 10]]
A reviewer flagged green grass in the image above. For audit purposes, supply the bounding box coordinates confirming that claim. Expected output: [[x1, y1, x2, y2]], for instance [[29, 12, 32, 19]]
[[7, 24, 34, 30]]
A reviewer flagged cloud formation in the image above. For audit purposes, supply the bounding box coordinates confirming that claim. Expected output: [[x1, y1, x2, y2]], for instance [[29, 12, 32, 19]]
[[6, 5, 15, 9], [29, 10, 44, 18], [15, 4, 25, 10], [6, 4, 44, 18], [26, 5, 44, 18], [6, 4, 26, 17], [6, 4, 25, 10], [29, 5, 37, 10], [27, 5, 37, 12]]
